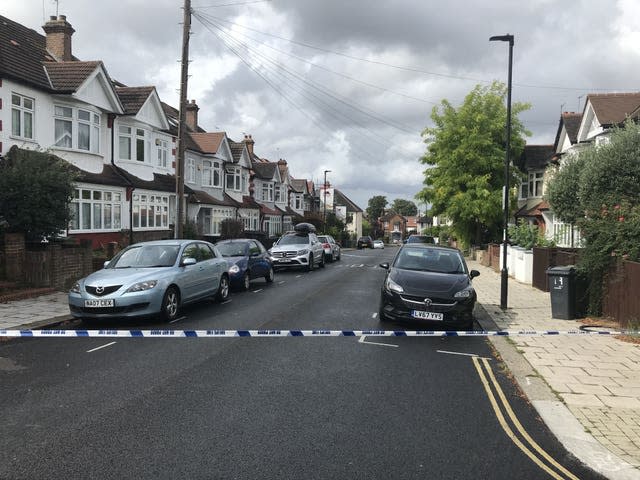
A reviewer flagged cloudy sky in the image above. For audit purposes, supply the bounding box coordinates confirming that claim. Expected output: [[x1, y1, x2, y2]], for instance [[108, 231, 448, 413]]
[[6, 0, 640, 210]]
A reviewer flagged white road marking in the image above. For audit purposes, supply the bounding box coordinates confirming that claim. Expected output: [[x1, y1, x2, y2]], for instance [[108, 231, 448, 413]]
[[359, 264, 364, 267], [86, 342, 117, 353], [437, 350, 491, 359], [169, 316, 187, 324], [296, 275, 302, 278], [372, 312, 378, 318], [278, 281, 285, 285], [252, 289, 263, 293], [221, 299, 232, 305], [358, 336, 398, 348]]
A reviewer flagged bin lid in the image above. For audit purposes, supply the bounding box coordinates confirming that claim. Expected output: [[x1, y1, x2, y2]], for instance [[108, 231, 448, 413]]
[[546, 265, 576, 275]]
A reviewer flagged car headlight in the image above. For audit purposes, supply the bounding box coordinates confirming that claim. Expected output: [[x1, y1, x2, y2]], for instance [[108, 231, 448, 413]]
[[297, 249, 309, 256], [454, 287, 474, 299], [70, 282, 81, 294], [125, 280, 158, 293], [385, 276, 404, 294], [229, 264, 240, 274]]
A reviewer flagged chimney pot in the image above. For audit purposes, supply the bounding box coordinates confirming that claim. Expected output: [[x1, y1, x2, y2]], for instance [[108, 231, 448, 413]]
[[43, 14, 75, 61]]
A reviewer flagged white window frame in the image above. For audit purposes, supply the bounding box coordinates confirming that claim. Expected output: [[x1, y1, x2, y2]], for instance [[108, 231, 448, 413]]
[[69, 187, 122, 232], [132, 192, 170, 230], [54, 104, 100, 153], [119, 125, 132, 160], [528, 171, 544, 198], [156, 138, 169, 168], [211, 207, 234, 235], [226, 166, 242, 192], [213, 161, 222, 188], [262, 182, 274, 202], [202, 160, 213, 187], [187, 158, 196, 183], [11, 93, 34, 140]]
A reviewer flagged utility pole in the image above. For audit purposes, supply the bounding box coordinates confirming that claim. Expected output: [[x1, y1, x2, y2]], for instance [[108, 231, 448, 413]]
[[175, 0, 191, 238]]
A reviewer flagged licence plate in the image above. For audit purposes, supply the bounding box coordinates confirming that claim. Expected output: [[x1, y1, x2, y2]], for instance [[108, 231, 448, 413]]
[[84, 299, 114, 308], [278, 259, 292, 263], [411, 310, 443, 321]]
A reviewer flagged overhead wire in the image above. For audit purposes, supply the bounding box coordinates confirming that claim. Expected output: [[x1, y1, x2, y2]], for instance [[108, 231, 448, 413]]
[[193, 11, 421, 158]]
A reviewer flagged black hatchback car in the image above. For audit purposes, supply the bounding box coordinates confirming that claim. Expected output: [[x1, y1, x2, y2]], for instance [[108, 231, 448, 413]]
[[357, 236, 374, 249], [378, 244, 479, 330]]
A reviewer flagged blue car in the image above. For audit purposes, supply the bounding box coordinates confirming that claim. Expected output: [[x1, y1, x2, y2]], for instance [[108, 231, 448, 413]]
[[68, 239, 230, 323], [216, 239, 275, 291]]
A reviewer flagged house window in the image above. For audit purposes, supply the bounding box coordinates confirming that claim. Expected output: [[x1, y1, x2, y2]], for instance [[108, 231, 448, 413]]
[[157, 139, 169, 168], [293, 194, 302, 210], [261, 183, 274, 202], [519, 180, 528, 200], [69, 188, 122, 231], [11, 93, 34, 139], [187, 158, 196, 183], [226, 167, 241, 191], [241, 210, 259, 231], [275, 186, 282, 203], [211, 207, 234, 235], [528, 171, 544, 198], [202, 161, 213, 187], [54, 105, 100, 152], [136, 129, 146, 162], [213, 161, 222, 187], [132, 193, 169, 229], [242, 172, 248, 193], [119, 126, 132, 160]]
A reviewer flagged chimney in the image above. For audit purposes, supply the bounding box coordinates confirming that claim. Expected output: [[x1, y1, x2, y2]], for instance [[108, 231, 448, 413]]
[[243, 134, 255, 156], [185, 99, 199, 132], [42, 15, 75, 61], [277, 159, 287, 165]]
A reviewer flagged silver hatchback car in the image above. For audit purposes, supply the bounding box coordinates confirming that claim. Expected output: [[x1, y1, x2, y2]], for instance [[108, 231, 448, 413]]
[[68, 239, 230, 323]]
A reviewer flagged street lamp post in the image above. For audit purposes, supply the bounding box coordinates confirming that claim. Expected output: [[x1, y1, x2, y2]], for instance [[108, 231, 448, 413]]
[[489, 33, 514, 310], [323, 170, 331, 234]]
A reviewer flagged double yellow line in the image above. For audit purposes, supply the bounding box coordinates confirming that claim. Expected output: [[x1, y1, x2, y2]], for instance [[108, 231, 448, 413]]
[[472, 356, 579, 480]]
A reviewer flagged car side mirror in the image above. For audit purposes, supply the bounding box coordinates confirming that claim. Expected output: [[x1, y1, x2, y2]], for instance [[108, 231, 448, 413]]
[[251, 251, 260, 257], [103, 260, 111, 269], [182, 257, 197, 266], [379, 262, 390, 270], [470, 269, 480, 278]]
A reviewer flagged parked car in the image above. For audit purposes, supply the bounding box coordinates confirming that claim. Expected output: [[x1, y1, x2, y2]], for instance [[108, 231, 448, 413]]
[[357, 236, 374, 249], [269, 223, 325, 271], [216, 238, 274, 290], [68, 239, 230, 323], [373, 239, 384, 249], [378, 244, 479, 330], [405, 234, 436, 244], [317, 234, 341, 262]]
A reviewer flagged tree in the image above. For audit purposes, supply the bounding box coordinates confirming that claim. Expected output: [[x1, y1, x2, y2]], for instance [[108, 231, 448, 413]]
[[416, 82, 530, 248], [0, 146, 77, 240], [365, 195, 387, 221], [546, 121, 640, 314], [220, 218, 244, 239], [391, 199, 417, 216]]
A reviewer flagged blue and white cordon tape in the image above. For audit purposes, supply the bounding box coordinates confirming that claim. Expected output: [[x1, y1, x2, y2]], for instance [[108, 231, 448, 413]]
[[0, 329, 630, 338]]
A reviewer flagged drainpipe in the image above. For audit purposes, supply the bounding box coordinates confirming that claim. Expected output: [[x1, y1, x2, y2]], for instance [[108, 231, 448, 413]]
[[108, 114, 134, 245]]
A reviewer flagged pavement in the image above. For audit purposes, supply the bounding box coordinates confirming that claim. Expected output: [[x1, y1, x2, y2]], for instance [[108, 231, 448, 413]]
[[0, 260, 639, 479]]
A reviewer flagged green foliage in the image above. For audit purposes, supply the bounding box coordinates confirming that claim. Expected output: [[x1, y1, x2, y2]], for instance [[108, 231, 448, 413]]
[[220, 218, 244, 239], [183, 220, 199, 239], [390, 199, 417, 216], [546, 121, 640, 314], [362, 219, 373, 237], [424, 225, 451, 243], [545, 155, 585, 224], [0, 147, 78, 240], [325, 212, 346, 240], [417, 82, 531, 248], [508, 220, 554, 250], [365, 195, 387, 221]]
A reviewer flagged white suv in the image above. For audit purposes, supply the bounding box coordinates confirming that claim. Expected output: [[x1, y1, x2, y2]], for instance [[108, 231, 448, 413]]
[[269, 224, 325, 271]]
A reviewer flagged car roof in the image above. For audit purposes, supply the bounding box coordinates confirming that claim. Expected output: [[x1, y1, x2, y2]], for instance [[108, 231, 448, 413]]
[[130, 239, 204, 247], [400, 243, 460, 253], [216, 239, 252, 244]]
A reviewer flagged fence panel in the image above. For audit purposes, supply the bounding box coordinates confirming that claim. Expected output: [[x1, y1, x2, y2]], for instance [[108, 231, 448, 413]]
[[603, 260, 640, 328], [24, 250, 51, 287]]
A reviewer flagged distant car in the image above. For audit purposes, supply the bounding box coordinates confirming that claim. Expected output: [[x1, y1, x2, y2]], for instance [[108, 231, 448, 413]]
[[68, 240, 230, 323], [317, 234, 341, 262], [373, 240, 384, 249], [378, 244, 479, 330], [357, 236, 374, 249], [269, 223, 325, 271], [216, 239, 275, 290], [405, 234, 436, 244]]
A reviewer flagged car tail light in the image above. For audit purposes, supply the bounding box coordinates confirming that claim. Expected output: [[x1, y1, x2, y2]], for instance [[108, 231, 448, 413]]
[[322, 243, 330, 248]]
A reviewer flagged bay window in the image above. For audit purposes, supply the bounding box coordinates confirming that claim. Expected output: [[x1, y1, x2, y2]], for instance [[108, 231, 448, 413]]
[[70, 188, 122, 231], [54, 105, 100, 152]]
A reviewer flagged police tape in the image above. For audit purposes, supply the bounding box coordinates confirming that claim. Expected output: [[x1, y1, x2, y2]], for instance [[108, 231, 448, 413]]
[[0, 329, 631, 338]]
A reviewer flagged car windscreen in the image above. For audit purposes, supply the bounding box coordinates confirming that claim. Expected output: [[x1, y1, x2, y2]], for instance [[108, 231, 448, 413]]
[[277, 234, 309, 245], [110, 245, 180, 268], [394, 249, 464, 274], [216, 242, 248, 257]]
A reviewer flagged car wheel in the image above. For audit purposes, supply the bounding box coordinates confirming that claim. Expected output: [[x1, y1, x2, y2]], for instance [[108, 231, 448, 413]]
[[216, 275, 230, 302], [265, 266, 275, 283], [161, 286, 180, 322], [307, 254, 314, 271], [336, 250, 341, 261], [319, 254, 325, 268], [241, 273, 250, 291]]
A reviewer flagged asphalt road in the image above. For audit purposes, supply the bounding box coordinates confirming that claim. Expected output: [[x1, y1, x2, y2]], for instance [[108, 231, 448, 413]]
[[0, 248, 607, 479]]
